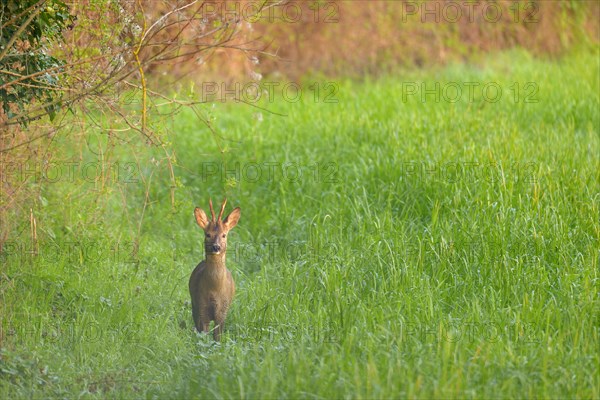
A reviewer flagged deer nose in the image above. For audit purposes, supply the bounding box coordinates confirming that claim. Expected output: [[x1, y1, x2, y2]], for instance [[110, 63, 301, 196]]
[[211, 244, 221, 253]]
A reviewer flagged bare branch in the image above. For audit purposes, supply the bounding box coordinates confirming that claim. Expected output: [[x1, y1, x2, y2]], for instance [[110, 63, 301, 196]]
[[0, 0, 46, 61]]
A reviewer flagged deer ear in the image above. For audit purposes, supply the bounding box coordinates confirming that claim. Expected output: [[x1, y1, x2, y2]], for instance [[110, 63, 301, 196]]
[[194, 207, 209, 229], [223, 207, 241, 230]]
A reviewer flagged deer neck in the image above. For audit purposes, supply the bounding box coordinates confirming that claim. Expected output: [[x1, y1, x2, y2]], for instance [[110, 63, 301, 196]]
[[205, 252, 227, 277]]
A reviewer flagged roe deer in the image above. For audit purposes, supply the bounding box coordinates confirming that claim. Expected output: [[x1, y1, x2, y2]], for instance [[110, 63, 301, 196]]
[[189, 198, 240, 341]]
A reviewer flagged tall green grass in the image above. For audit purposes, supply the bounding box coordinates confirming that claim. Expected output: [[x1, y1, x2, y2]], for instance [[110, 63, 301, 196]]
[[1, 49, 598, 398]]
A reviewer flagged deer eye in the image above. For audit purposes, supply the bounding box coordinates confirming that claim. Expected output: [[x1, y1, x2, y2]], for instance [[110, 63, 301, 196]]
[[205, 233, 211, 238], [222, 234, 226, 238]]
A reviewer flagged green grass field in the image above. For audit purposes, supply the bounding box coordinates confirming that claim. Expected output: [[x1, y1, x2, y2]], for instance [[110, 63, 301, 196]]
[[1, 49, 599, 398]]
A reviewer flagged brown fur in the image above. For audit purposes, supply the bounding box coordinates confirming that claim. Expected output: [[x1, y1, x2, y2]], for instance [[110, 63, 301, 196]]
[[189, 198, 240, 341]]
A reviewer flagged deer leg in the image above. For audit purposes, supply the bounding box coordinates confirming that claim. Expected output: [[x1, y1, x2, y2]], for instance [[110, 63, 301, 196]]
[[191, 301, 201, 332], [213, 305, 230, 341], [195, 306, 211, 334], [213, 318, 224, 341]]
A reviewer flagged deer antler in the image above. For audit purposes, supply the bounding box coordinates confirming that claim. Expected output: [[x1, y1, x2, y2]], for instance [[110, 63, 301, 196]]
[[209, 198, 216, 222], [218, 198, 227, 221]]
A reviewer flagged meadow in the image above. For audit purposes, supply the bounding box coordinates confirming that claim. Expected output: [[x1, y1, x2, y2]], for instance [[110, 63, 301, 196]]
[[1, 49, 598, 398]]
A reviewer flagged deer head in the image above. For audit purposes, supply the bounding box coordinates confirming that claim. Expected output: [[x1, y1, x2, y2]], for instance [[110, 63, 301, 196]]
[[194, 198, 241, 256]]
